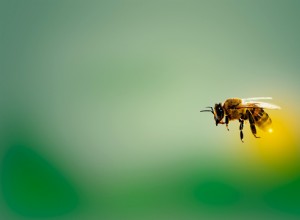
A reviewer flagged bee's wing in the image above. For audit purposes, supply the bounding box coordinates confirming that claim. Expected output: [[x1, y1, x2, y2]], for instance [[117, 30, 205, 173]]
[[242, 97, 272, 102], [238, 101, 281, 110], [253, 102, 280, 109], [241, 97, 281, 109]]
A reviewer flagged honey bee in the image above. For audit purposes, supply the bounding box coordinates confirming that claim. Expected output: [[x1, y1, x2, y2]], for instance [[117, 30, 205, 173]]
[[200, 97, 281, 142]]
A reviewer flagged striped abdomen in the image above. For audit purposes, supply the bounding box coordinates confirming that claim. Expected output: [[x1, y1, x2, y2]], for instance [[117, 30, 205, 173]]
[[250, 108, 272, 131]]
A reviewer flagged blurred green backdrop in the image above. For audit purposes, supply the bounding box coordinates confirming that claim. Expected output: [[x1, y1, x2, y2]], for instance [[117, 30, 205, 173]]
[[1, 0, 300, 219]]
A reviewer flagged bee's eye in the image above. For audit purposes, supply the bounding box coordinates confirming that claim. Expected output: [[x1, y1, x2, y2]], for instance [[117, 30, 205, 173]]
[[214, 103, 224, 119], [217, 107, 222, 114]]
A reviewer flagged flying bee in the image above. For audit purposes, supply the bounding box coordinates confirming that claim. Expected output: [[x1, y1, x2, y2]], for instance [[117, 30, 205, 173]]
[[200, 97, 281, 142]]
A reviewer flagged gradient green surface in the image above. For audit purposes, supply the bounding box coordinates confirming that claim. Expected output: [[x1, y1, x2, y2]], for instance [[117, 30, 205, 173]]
[[1, 1, 300, 219]]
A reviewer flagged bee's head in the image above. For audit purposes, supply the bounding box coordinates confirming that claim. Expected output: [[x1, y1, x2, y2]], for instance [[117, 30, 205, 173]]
[[214, 103, 224, 126], [200, 103, 224, 126]]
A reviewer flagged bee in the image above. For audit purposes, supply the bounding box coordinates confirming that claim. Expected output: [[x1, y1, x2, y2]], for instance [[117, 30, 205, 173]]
[[200, 97, 281, 142]]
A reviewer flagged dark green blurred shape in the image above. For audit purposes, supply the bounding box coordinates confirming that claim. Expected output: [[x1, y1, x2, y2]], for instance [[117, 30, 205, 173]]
[[1, 143, 78, 217], [193, 180, 240, 206], [265, 177, 300, 215]]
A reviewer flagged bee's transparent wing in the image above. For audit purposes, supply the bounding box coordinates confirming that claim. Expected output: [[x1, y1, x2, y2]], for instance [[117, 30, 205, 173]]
[[240, 97, 281, 110], [242, 97, 272, 102], [252, 102, 280, 109]]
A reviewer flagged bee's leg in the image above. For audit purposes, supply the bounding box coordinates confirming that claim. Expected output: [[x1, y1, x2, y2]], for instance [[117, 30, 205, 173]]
[[225, 116, 229, 131], [247, 110, 260, 138], [239, 118, 244, 142]]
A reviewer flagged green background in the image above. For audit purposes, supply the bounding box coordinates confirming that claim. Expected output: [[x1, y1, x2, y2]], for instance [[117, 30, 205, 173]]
[[1, 0, 300, 219]]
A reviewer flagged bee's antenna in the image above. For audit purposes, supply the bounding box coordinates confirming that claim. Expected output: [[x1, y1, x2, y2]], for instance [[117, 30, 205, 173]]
[[200, 107, 214, 114]]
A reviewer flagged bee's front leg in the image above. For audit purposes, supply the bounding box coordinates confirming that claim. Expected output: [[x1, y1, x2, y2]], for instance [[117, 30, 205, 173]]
[[225, 116, 229, 131], [218, 117, 230, 131]]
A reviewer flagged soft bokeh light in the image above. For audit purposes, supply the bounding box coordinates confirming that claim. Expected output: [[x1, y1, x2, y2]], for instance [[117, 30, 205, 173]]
[[1, 0, 300, 219]]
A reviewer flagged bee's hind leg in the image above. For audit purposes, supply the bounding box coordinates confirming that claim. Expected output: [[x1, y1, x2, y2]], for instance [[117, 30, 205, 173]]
[[247, 110, 260, 138], [239, 118, 244, 142]]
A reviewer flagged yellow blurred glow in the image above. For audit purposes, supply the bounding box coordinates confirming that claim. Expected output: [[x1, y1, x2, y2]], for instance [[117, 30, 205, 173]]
[[249, 111, 298, 173]]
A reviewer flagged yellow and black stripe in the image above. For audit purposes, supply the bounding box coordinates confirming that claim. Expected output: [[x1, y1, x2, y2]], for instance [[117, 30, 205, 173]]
[[250, 108, 272, 131]]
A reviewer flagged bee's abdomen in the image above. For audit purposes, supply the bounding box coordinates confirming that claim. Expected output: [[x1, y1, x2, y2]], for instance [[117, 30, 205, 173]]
[[251, 108, 272, 131]]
